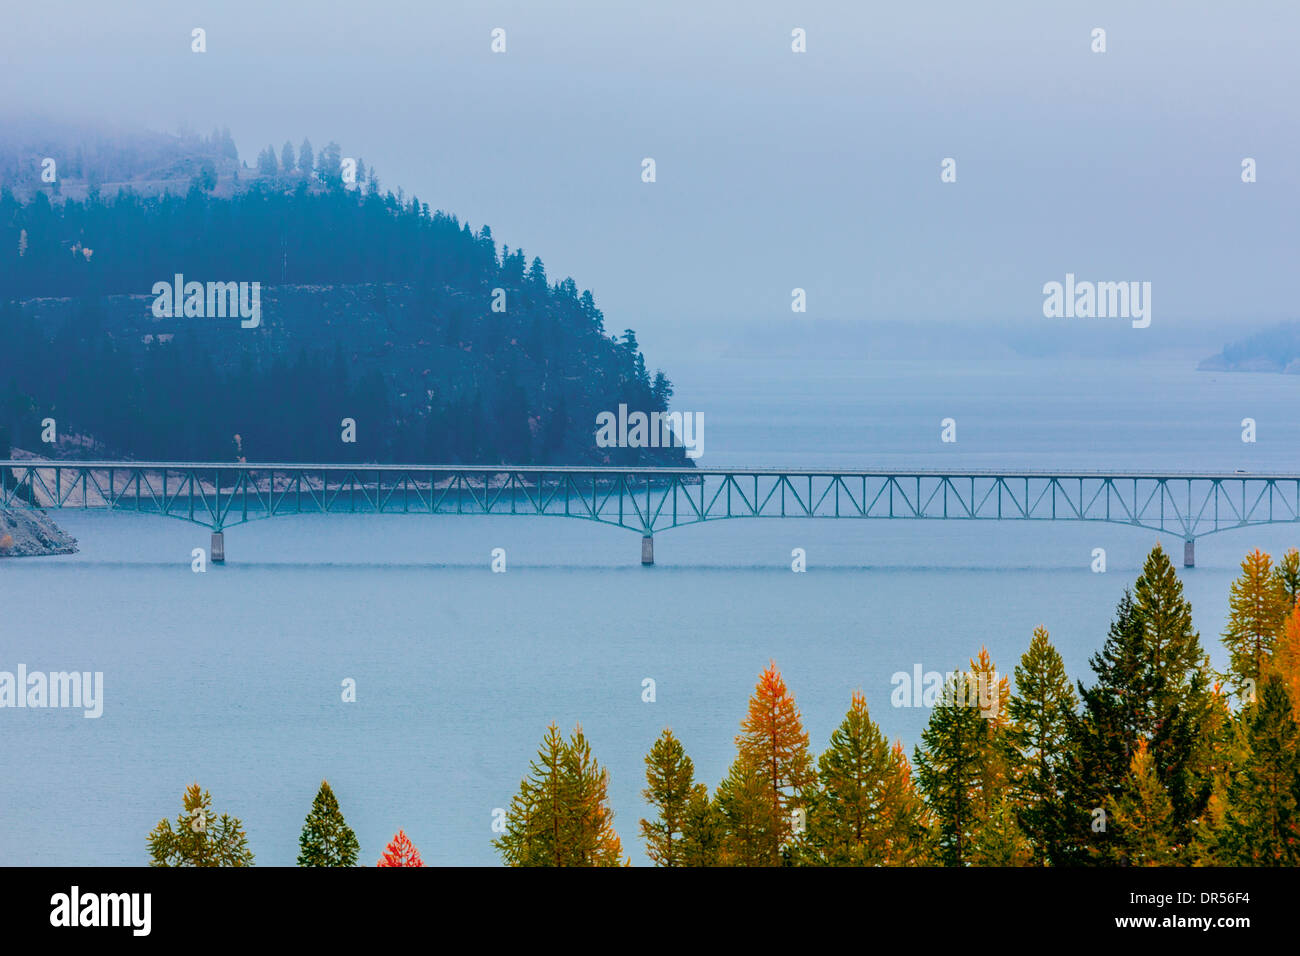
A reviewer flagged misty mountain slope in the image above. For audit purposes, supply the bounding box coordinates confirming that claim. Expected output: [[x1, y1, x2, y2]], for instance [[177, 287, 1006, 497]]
[[0, 160, 684, 465]]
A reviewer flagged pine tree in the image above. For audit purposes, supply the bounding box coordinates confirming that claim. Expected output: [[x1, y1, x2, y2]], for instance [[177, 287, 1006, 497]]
[[376, 829, 423, 867], [805, 691, 897, 865], [1133, 544, 1215, 845], [147, 783, 254, 867], [1005, 626, 1078, 864], [256, 145, 278, 176], [915, 670, 989, 866], [1062, 590, 1148, 863], [316, 141, 343, 185], [1111, 740, 1176, 866], [1066, 547, 1215, 863], [297, 780, 360, 866], [1135, 544, 1212, 725], [298, 138, 314, 175], [494, 722, 626, 866], [280, 140, 295, 174], [1220, 674, 1300, 865], [639, 729, 695, 866], [1223, 549, 1286, 694]]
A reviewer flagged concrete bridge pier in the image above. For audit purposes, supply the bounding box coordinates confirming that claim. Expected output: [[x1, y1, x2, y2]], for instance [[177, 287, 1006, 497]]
[[212, 532, 225, 564], [1184, 538, 1194, 569], [641, 535, 654, 566]]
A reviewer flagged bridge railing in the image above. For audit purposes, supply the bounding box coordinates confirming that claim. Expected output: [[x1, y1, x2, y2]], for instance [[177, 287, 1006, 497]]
[[4, 461, 1300, 543]]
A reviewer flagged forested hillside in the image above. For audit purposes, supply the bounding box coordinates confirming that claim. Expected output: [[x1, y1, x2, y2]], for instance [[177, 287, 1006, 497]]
[[0, 149, 682, 465], [1200, 320, 1300, 374]]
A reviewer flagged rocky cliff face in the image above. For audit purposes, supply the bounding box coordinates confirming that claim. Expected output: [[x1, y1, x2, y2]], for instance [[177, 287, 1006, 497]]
[[0, 507, 78, 557]]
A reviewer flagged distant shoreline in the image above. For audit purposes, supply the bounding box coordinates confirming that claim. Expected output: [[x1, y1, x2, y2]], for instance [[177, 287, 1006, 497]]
[[0, 506, 78, 557]]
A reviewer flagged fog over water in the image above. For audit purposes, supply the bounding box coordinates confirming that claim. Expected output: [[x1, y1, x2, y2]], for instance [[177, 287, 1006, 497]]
[[3, 0, 1298, 351]]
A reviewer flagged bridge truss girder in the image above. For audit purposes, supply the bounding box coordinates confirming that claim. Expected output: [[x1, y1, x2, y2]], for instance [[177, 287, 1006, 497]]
[[4, 463, 1299, 545]]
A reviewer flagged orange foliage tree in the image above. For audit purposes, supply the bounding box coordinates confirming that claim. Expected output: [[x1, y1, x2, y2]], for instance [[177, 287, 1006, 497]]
[[376, 829, 424, 867]]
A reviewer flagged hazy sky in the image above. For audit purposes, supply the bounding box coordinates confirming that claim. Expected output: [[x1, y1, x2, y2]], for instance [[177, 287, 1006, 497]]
[[4, 1, 1298, 349]]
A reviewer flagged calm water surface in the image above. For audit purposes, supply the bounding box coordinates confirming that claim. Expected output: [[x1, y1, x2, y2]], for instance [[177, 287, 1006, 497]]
[[3, 358, 1298, 865]]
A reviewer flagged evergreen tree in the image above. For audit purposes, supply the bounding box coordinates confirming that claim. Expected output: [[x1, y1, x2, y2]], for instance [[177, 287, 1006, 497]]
[[805, 690, 897, 865], [147, 783, 254, 867], [1065, 546, 1214, 864], [1132, 544, 1215, 844], [280, 140, 295, 174], [915, 670, 989, 866], [1111, 740, 1176, 866], [651, 371, 673, 411], [256, 145, 278, 176], [494, 722, 625, 866], [297, 780, 360, 866], [639, 729, 695, 866], [1063, 590, 1148, 863], [1222, 549, 1286, 695], [1220, 674, 1300, 865], [376, 829, 423, 867], [316, 141, 343, 185], [1005, 626, 1078, 864], [298, 138, 314, 175]]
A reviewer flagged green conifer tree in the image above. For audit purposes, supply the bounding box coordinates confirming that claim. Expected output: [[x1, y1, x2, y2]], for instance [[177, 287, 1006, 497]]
[[1005, 626, 1078, 864], [1067, 546, 1214, 863], [1061, 590, 1149, 864], [297, 780, 360, 866], [915, 670, 990, 866], [1220, 674, 1300, 865]]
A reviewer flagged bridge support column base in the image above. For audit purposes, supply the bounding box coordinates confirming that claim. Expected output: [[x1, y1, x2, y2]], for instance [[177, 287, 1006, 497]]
[[211, 532, 225, 564], [641, 535, 654, 566], [1184, 538, 1194, 569]]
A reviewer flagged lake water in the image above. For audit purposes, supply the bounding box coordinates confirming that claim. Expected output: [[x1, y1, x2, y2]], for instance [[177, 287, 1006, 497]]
[[3, 357, 1299, 866]]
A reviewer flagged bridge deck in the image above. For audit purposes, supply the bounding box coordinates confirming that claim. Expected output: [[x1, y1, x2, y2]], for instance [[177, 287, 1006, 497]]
[[4, 461, 1298, 548]]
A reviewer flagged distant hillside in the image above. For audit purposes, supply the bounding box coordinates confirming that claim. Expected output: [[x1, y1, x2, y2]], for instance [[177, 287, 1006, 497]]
[[0, 130, 684, 466], [0, 116, 246, 200], [1199, 321, 1300, 373]]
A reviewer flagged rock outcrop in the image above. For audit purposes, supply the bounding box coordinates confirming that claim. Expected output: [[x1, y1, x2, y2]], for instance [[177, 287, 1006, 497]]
[[0, 506, 78, 557]]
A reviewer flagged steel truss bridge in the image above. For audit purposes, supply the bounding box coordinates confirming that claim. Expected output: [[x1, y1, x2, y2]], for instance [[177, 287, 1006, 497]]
[[4, 460, 1300, 566]]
